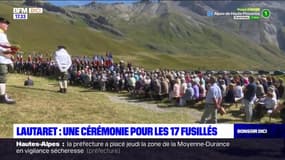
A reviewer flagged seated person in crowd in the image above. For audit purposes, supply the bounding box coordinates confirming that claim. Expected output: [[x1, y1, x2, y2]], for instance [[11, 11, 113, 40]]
[[24, 76, 34, 86], [172, 79, 181, 105], [192, 81, 199, 101], [254, 90, 277, 120], [182, 83, 194, 105], [274, 101, 285, 123], [160, 77, 169, 98], [198, 81, 206, 101]]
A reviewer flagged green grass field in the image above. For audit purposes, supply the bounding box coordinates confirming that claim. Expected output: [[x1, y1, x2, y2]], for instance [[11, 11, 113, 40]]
[[0, 74, 282, 138]]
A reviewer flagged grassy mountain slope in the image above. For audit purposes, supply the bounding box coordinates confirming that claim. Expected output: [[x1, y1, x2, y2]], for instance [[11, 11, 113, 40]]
[[117, 12, 285, 69], [0, 3, 141, 56], [1, 2, 285, 70]]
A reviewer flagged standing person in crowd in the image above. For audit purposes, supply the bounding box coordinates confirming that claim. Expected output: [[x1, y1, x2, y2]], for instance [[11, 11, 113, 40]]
[[224, 83, 235, 104], [261, 77, 268, 94], [267, 76, 273, 86], [277, 79, 284, 99], [54, 46, 72, 93], [243, 76, 249, 86], [234, 81, 244, 102], [243, 76, 257, 122], [0, 17, 16, 104], [219, 79, 227, 98], [256, 80, 265, 99], [200, 76, 223, 123]]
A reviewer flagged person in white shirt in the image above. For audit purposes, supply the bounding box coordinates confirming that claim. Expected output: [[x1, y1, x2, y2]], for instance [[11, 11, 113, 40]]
[[54, 46, 72, 93], [200, 76, 223, 123], [234, 81, 244, 102], [255, 90, 277, 120], [0, 17, 15, 104]]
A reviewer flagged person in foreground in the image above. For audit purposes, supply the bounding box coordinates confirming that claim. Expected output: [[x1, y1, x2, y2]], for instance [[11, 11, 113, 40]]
[[200, 76, 223, 123], [54, 45, 72, 93], [0, 17, 16, 104]]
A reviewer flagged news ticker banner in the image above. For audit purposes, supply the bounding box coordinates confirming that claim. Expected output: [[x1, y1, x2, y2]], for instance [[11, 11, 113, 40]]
[[13, 124, 285, 139]]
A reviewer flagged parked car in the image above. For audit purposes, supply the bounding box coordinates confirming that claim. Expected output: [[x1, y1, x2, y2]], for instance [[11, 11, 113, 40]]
[[258, 70, 270, 75], [230, 70, 239, 75], [273, 70, 285, 75], [243, 70, 253, 74]]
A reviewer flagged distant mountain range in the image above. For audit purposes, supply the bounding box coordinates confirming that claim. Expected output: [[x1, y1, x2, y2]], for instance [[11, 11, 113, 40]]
[[1, 0, 285, 70]]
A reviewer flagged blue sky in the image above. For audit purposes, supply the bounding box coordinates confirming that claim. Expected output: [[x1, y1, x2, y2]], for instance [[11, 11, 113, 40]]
[[48, 0, 139, 6]]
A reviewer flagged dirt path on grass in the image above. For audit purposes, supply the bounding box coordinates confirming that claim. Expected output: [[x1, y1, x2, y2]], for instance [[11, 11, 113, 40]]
[[106, 93, 203, 120], [106, 94, 168, 112]]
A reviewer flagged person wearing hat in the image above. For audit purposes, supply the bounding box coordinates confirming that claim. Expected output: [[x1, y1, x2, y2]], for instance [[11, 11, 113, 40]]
[[0, 17, 16, 104], [54, 45, 72, 93]]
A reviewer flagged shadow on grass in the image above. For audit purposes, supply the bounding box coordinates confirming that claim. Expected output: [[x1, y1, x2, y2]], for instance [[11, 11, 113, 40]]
[[157, 103, 182, 108], [41, 75, 57, 81], [190, 102, 205, 111], [158, 101, 205, 110], [10, 85, 57, 93], [228, 109, 244, 118], [156, 101, 203, 110], [116, 93, 164, 104], [218, 118, 244, 123], [79, 87, 121, 93], [79, 88, 98, 92]]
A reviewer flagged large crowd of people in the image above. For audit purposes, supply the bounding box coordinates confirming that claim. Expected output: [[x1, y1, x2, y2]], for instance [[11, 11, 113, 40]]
[[11, 53, 285, 123]]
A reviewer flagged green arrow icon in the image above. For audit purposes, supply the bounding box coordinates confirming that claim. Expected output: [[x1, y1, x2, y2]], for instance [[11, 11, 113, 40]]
[[262, 9, 271, 18]]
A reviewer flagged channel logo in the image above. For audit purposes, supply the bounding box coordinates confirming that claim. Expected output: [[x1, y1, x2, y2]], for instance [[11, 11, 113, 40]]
[[13, 7, 43, 20]]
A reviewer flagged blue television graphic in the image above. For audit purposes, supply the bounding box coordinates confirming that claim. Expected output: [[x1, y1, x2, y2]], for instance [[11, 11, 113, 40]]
[[207, 11, 214, 17]]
